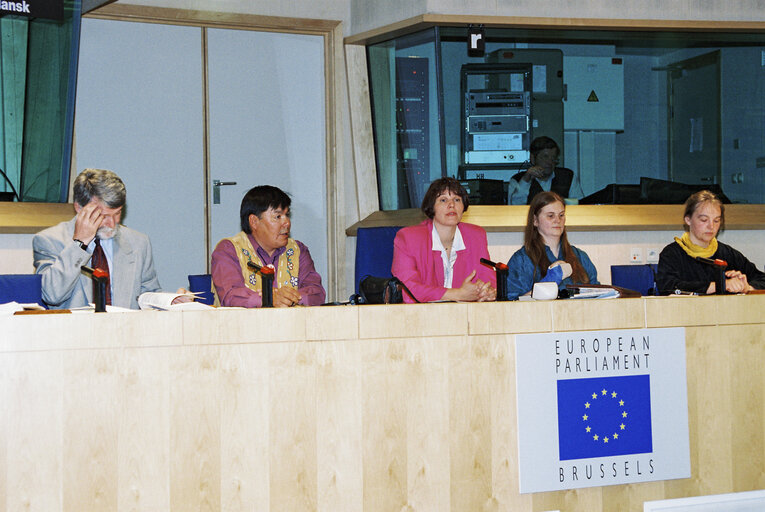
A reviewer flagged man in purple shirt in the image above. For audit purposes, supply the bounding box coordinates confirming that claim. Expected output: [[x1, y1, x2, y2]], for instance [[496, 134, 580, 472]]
[[211, 185, 325, 307]]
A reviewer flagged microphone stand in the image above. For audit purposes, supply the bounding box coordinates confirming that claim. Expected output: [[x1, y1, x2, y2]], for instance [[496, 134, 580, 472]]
[[480, 258, 509, 301], [0, 167, 21, 201], [695, 256, 728, 295], [81, 265, 108, 312], [247, 261, 275, 307]]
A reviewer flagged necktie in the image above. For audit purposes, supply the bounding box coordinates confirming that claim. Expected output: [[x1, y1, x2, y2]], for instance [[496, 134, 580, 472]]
[[91, 238, 112, 305]]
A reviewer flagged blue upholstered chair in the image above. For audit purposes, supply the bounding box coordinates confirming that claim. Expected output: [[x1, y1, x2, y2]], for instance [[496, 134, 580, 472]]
[[188, 274, 215, 305], [0, 274, 44, 305], [354, 226, 402, 295], [610, 264, 658, 296]]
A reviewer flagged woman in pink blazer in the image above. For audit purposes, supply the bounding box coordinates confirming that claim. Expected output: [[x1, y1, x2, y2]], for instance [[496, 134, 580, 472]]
[[392, 177, 497, 303]]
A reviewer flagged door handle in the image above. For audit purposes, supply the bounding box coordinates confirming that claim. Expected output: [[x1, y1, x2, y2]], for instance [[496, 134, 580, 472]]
[[212, 180, 237, 204]]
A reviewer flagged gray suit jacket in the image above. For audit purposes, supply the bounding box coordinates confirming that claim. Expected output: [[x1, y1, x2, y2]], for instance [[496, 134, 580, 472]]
[[32, 217, 162, 309]]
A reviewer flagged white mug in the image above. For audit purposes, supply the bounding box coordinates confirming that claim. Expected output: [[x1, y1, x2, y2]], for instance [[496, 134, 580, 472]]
[[532, 282, 559, 300]]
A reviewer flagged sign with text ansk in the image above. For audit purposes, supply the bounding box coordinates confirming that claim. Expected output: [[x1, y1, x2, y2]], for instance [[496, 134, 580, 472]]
[[515, 328, 690, 493]]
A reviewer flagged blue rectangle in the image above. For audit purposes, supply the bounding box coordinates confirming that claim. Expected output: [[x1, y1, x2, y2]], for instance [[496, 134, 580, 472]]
[[557, 375, 652, 461]]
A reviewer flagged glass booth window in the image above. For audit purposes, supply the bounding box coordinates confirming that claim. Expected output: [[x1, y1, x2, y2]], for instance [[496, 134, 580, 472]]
[[0, 0, 81, 203], [367, 26, 765, 209], [367, 28, 443, 210]]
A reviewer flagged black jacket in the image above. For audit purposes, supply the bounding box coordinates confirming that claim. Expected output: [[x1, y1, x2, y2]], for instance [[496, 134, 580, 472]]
[[656, 240, 765, 294], [510, 167, 574, 205]]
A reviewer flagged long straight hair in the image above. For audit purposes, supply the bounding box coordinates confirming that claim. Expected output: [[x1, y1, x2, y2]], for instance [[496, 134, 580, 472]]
[[524, 191, 589, 283]]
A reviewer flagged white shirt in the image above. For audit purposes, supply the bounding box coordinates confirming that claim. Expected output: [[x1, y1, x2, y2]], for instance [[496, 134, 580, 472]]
[[431, 223, 466, 288], [507, 170, 585, 205], [508, 174, 553, 205]]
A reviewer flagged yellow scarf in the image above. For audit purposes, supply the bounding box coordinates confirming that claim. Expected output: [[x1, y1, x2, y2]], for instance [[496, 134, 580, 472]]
[[674, 231, 718, 259], [226, 231, 301, 294]]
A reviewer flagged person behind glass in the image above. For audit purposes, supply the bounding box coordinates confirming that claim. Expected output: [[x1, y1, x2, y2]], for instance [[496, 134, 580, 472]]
[[656, 190, 765, 294], [506, 191, 598, 299], [211, 185, 326, 307], [507, 136, 583, 205], [391, 177, 497, 303]]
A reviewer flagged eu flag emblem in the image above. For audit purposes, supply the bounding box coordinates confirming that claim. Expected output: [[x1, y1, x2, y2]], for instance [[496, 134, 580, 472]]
[[557, 375, 652, 461]]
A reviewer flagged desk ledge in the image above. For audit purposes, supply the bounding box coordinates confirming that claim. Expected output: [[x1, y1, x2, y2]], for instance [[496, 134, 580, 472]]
[[0, 203, 74, 234], [346, 204, 765, 235]]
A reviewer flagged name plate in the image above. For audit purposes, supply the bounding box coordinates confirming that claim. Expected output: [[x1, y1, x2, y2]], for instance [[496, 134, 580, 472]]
[[515, 328, 690, 493]]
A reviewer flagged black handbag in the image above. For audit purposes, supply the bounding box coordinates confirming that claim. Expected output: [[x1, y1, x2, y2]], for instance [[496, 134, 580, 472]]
[[359, 276, 419, 304]]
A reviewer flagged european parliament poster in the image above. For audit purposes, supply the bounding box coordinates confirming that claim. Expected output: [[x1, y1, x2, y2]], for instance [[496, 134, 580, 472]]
[[515, 328, 690, 493]]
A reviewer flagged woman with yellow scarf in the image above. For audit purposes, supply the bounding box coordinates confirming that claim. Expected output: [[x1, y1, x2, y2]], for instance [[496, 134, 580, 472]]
[[656, 190, 765, 294]]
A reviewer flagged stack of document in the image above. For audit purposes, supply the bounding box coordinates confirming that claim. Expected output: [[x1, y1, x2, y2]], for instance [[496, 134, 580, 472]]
[[570, 287, 619, 299], [138, 292, 214, 311]]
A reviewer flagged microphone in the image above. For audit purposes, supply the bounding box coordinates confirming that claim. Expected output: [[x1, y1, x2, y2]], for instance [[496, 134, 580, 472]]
[[694, 256, 727, 295], [247, 261, 275, 307], [480, 258, 509, 301], [81, 265, 108, 312], [695, 256, 727, 267]]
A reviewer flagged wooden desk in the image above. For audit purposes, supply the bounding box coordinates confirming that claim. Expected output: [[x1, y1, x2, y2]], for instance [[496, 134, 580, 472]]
[[1, 296, 764, 511]]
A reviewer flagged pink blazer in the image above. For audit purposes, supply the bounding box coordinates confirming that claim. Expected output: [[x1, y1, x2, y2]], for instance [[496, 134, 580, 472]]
[[391, 219, 496, 303]]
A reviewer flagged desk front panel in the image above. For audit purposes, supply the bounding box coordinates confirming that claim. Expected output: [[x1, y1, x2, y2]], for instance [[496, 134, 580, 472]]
[[1, 296, 763, 511]]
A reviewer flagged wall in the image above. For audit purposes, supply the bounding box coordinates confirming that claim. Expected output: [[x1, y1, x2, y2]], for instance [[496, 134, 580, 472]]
[[0, 234, 35, 274], [353, 0, 765, 36]]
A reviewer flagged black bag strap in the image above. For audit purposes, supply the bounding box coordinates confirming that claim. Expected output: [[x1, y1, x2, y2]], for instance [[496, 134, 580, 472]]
[[391, 276, 420, 303]]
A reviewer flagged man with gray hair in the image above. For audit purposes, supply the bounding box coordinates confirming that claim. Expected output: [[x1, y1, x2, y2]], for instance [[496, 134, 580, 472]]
[[33, 168, 163, 309]]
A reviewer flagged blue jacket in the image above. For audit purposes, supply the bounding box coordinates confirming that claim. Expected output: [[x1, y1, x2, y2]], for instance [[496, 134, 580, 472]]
[[506, 245, 598, 300]]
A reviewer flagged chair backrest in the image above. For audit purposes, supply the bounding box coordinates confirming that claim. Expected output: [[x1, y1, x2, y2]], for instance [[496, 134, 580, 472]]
[[0, 274, 43, 305], [187, 273, 215, 305], [610, 264, 658, 296], [354, 226, 402, 295]]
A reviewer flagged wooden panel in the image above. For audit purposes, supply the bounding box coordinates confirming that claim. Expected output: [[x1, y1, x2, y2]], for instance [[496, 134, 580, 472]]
[[169, 345, 221, 510], [345, 45, 380, 221], [345, 204, 765, 235], [219, 344, 271, 510], [727, 324, 765, 492], [468, 300, 552, 335], [304, 305, 359, 341], [715, 293, 765, 325], [1, 298, 765, 511], [118, 347, 172, 511], [358, 302, 468, 339], [315, 341, 363, 511], [63, 349, 119, 511], [0, 203, 73, 234], [362, 338, 409, 511], [182, 308, 306, 345], [269, 342, 318, 511], [553, 296, 645, 331], [345, 14, 765, 46], [88, 3, 341, 33], [5, 351, 64, 510]]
